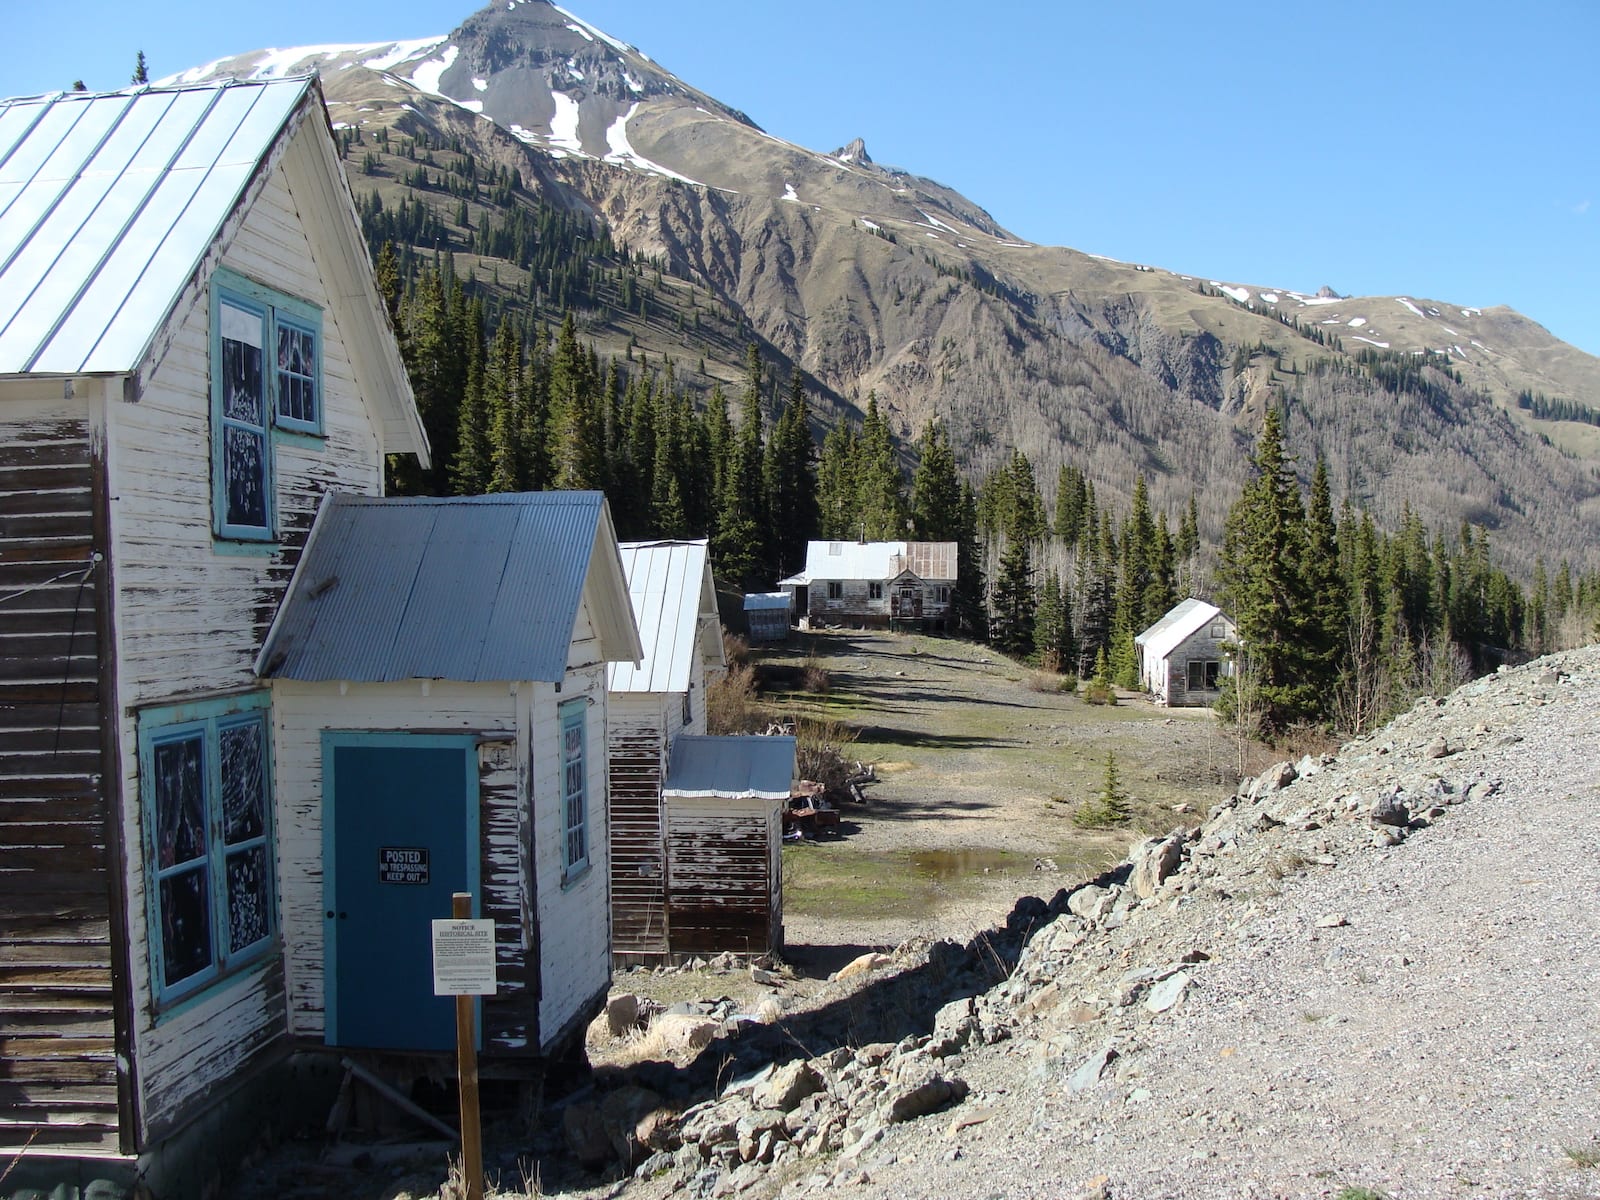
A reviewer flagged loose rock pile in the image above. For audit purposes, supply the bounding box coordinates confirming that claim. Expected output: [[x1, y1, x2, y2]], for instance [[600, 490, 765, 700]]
[[558, 648, 1597, 1199]]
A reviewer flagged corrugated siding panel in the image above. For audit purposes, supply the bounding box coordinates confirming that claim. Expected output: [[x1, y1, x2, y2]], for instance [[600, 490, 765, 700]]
[[665, 800, 775, 957], [607, 713, 666, 959], [0, 414, 118, 1151]]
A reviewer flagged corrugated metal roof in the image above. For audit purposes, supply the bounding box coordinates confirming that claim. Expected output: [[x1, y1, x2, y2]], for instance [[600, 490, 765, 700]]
[[743, 592, 790, 612], [662, 735, 796, 801], [608, 539, 715, 694], [0, 78, 312, 375], [1136, 598, 1228, 663], [792, 540, 957, 583], [260, 491, 641, 683]]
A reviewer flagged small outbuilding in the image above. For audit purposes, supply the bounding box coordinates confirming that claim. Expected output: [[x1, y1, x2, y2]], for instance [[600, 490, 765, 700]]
[[743, 592, 791, 642], [1135, 598, 1235, 707], [660, 736, 796, 960]]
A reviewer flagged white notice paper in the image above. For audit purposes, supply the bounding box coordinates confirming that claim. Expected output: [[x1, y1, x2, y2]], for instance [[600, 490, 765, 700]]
[[431, 918, 497, 996]]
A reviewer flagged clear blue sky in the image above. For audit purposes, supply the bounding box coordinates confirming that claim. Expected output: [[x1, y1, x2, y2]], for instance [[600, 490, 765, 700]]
[[10, 0, 1597, 357]]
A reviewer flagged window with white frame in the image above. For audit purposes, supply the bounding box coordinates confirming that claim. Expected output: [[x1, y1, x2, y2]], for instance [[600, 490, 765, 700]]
[[139, 693, 275, 1009], [210, 269, 323, 542], [868, 582, 883, 601], [827, 581, 843, 601], [560, 700, 588, 880]]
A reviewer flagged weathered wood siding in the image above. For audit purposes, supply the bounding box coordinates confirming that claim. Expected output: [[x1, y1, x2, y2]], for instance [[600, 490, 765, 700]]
[[807, 579, 955, 625], [1166, 623, 1233, 707], [269, 681, 537, 1051], [0, 396, 120, 1151], [108, 151, 385, 1146], [535, 605, 611, 1052], [606, 692, 684, 963], [664, 798, 779, 958]]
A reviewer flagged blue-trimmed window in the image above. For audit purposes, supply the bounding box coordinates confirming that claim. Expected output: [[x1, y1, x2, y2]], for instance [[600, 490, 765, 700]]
[[560, 700, 588, 881], [210, 269, 323, 542], [139, 693, 276, 1010]]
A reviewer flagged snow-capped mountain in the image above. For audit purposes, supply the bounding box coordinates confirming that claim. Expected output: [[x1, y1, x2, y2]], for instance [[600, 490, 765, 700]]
[[166, 0, 1600, 568]]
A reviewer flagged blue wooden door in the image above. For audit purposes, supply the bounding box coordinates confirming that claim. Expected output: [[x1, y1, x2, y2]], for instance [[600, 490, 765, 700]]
[[324, 734, 478, 1051]]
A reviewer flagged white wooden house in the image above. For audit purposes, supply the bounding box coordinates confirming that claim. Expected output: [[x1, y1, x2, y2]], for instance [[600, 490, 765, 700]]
[[258, 491, 641, 1069], [780, 540, 957, 630], [606, 540, 725, 964], [1135, 598, 1236, 706], [0, 74, 434, 1181]]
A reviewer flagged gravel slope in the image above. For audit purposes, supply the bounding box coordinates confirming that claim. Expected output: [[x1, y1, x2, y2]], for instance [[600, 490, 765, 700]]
[[773, 648, 1600, 1200]]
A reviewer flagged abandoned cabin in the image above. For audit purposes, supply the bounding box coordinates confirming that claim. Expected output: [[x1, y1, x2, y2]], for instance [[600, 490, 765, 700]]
[[0, 75, 638, 1190], [779, 540, 957, 630], [1134, 598, 1236, 707], [605, 539, 725, 964], [742, 591, 791, 643]]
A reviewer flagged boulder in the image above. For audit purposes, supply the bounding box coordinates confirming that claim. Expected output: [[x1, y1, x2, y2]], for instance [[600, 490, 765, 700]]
[[605, 992, 646, 1037], [1068, 1043, 1118, 1093], [653, 1013, 721, 1053], [601, 1085, 673, 1169], [752, 1060, 822, 1113], [881, 1062, 969, 1122], [1370, 792, 1411, 827], [831, 951, 892, 982], [1131, 836, 1184, 899], [1067, 884, 1110, 921], [562, 1100, 612, 1169], [1144, 970, 1191, 1014]]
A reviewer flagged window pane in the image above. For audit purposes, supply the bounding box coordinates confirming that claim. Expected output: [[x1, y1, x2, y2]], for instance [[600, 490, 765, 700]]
[[153, 735, 205, 869], [277, 325, 317, 425], [161, 864, 212, 985], [219, 719, 265, 843], [224, 427, 267, 529], [226, 844, 270, 952], [221, 335, 263, 424]]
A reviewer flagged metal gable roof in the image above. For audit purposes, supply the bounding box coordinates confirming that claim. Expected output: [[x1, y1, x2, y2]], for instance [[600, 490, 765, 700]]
[[259, 491, 641, 683], [793, 540, 958, 583], [1135, 598, 1228, 663], [662, 735, 797, 801], [0, 78, 310, 375], [608, 539, 716, 694]]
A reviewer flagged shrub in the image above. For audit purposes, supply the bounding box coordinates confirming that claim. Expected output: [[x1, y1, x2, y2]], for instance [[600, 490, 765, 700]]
[[722, 631, 750, 669], [1081, 679, 1116, 705], [1029, 670, 1078, 694], [706, 663, 764, 734], [800, 658, 831, 693], [794, 716, 859, 797]]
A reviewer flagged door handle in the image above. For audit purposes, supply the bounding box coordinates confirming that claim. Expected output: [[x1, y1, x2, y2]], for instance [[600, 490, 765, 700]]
[[326, 911, 349, 919]]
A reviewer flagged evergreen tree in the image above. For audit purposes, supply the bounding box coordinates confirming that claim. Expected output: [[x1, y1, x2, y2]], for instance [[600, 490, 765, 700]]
[[909, 419, 962, 540], [1299, 457, 1346, 704], [989, 537, 1036, 658], [854, 393, 907, 539], [132, 50, 148, 85], [763, 370, 821, 578], [953, 481, 987, 639], [1075, 751, 1130, 828], [1218, 407, 1316, 731], [1033, 568, 1075, 672], [816, 421, 857, 539]]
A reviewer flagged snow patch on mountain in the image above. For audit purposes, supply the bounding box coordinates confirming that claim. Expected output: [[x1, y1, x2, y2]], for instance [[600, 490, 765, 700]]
[[1214, 283, 1250, 303], [1260, 292, 1279, 303], [1348, 317, 1367, 327], [781, 183, 800, 203], [1351, 335, 1391, 349], [603, 103, 703, 185], [549, 91, 583, 153], [553, 4, 635, 56], [410, 44, 458, 94], [472, 77, 488, 92], [1396, 297, 1426, 319]]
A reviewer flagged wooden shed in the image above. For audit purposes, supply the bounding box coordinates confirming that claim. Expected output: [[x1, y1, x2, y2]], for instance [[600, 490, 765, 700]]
[[259, 491, 642, 1068], [1135, 598, 1236, 707], [743, 592, 791, 642], [0, 76, 429, 1175], [780, 540, 956, 630], [606, 540, 723, 965], [661, 736, 795, 959]]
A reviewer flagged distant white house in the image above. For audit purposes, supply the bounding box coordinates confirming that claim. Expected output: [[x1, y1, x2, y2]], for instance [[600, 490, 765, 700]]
[[1135, 599, 1236, 706], [779, 540, 957, 630]]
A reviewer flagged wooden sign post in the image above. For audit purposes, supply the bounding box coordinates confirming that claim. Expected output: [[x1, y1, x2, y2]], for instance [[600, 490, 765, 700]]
[[432, 893, 496, 1200]]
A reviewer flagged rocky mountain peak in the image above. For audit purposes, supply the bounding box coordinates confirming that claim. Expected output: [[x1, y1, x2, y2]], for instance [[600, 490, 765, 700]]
[[833, 137, 872, 166]]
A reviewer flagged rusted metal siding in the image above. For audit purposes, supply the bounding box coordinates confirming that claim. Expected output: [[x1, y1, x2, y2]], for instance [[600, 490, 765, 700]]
[[0, 412, 120, 1151], [664, 800, 778, 958], [607, 717, 667, 962]]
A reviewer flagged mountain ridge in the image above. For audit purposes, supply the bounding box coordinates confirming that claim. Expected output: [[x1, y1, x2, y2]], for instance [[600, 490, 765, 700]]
[[167, 0, 1600, 570]]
